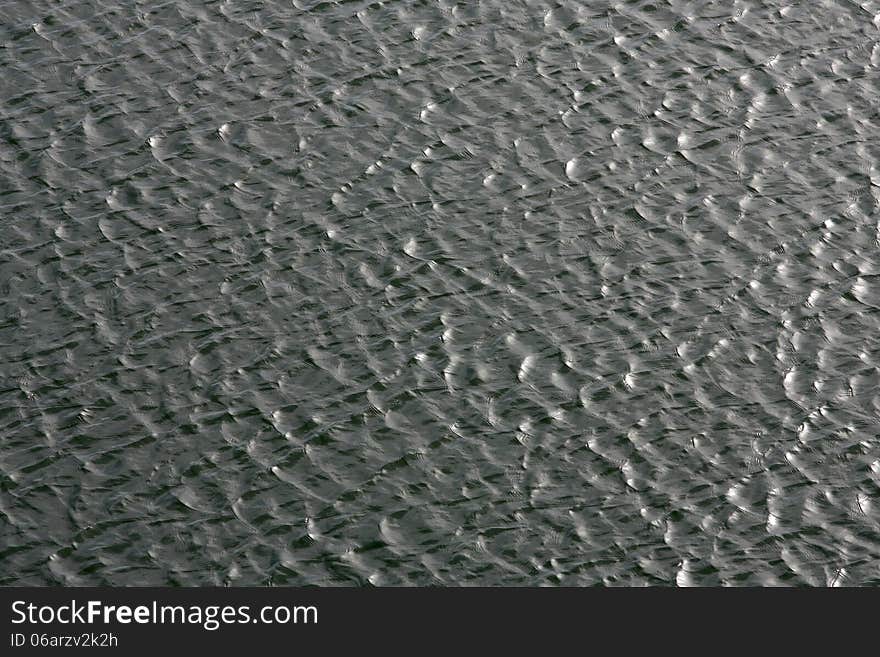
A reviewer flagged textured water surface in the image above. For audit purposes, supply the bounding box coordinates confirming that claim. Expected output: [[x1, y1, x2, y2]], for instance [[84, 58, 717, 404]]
[[3, 0, 880, 585]]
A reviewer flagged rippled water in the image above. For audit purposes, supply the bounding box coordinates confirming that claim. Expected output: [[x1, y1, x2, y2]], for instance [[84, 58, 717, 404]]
[[3, 0, 880, 586]]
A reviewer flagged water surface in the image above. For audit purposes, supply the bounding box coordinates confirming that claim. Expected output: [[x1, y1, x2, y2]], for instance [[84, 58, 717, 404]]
[[2, 0, 880, 585]]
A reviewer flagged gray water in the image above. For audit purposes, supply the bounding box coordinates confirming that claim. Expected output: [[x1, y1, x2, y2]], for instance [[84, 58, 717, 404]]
[[2, 0, 880, 586]]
